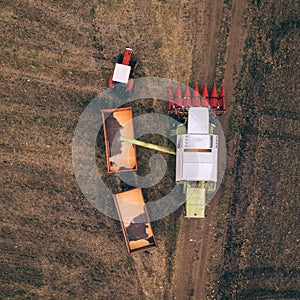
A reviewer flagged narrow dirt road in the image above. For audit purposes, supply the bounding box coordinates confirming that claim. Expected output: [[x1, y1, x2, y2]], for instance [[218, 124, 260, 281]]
[[172, 1, 246, 299]]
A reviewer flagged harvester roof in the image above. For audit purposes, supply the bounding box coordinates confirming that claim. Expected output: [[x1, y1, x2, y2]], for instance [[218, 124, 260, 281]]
[[187, 107, 209, 134]]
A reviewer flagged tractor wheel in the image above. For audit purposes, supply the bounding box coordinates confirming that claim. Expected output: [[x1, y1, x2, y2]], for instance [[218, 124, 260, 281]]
[[116, 53, 123, 64]]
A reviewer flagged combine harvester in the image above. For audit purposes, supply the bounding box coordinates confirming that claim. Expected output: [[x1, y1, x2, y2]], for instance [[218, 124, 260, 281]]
[[108, 48, 138, 92], [167, 83, 225, 217]]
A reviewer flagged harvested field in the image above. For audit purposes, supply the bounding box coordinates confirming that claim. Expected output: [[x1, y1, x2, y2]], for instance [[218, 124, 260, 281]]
[[213, 1, 300, 299], [1, 0, 299, 299]]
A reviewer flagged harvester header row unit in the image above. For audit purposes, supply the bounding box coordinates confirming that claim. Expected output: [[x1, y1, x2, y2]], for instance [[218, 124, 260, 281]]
[[168, 83, 225, 115]]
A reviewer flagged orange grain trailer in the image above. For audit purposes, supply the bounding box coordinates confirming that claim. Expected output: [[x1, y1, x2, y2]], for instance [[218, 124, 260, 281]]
[[113, 188, 157, 254], [102, 107, 137, 173]]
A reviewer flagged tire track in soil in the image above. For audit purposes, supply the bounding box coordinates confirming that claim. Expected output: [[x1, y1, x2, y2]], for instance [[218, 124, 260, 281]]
[[172, 0, 223, 297], [172, 1, 246, 299], [190, 0, 223, 85]]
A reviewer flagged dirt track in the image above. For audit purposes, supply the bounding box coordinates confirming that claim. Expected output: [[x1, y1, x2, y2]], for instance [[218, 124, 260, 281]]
[[172, 1, 246, 299]]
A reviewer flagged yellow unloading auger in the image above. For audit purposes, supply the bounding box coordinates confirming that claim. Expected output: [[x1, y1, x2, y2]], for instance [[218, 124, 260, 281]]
[[119, 136, 176, 155]]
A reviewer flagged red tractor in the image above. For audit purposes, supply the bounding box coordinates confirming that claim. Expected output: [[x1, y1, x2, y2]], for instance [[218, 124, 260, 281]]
[[108, 48, 139, 92]]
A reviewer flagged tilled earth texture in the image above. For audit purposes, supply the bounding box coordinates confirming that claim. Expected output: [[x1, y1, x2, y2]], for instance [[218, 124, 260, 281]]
[[1, 0, 299, 299]]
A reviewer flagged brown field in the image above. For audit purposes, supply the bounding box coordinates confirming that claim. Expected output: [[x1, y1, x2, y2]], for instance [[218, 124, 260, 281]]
[[1, 0, 299, 299], [214, 1, 300, 299]]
